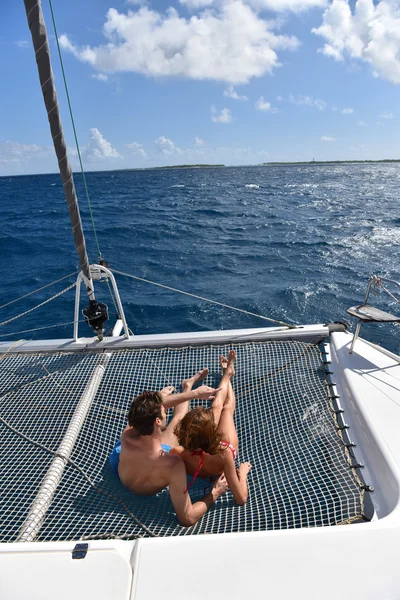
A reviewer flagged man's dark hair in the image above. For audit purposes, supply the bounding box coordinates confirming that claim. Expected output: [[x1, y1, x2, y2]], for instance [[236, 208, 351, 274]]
[[128, 391, 163, 435]]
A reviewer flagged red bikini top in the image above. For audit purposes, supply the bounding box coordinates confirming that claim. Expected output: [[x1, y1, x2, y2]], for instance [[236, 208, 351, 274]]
[[184, 449, 205, 493]]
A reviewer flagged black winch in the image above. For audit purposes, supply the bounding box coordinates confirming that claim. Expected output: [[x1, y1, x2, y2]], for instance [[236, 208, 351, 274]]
[[83, 299, 109, 340]]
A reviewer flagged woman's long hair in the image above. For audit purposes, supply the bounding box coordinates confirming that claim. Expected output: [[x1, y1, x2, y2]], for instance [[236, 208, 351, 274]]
[[174, 407, 225, 455]]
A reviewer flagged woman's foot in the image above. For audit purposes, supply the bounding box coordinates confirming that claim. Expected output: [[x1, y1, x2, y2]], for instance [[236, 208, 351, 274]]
[[182, 367, 209, 391], [219, 350, 236, 377]]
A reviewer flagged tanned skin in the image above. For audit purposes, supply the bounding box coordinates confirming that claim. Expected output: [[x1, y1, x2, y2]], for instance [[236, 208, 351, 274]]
[[171, 351, 252, 505], [118, 370, 228, 527]]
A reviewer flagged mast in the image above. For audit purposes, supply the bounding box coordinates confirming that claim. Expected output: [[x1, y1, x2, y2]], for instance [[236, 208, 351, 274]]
[[24, 0, 94, 300]]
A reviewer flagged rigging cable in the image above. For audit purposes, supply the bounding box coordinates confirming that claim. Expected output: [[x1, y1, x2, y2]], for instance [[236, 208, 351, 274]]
[[0, 271, 79, 311], [48, 0, 101, 261], [0, 283, 76, 328], [0, 321, 86, 339], [48, 1, 119, 318], [111, 268, 297, 329]]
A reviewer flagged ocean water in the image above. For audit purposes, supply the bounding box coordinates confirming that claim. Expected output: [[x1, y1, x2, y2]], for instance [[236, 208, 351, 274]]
[[0, 164, 399, 352]]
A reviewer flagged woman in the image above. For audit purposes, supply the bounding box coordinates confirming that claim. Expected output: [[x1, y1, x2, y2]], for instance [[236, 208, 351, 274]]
[[171, 350, 252, 505]]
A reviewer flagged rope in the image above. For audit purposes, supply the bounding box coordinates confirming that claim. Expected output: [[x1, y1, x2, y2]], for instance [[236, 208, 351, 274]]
[[111, 269, 297, 329], [48, 0, 102, 259], [0, 340, 25, 362], [378, 281, 400, 305], [0, 411, 157, 538], [0, 320, 86, 339], [0, 283, 76, 328], [0, 271, 78, 311]]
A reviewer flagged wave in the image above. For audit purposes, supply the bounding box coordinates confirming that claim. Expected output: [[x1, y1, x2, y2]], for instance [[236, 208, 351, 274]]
[[245, 184, 260, 189]]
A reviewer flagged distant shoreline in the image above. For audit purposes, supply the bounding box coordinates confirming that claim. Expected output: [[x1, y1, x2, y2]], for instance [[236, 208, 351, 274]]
[[2, 160, 400, 178], [119, 164, 225, 171], [260, 159, 400, 166]]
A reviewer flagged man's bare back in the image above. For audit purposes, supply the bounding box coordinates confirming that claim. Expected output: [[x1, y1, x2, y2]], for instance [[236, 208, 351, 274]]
[[119, 429, 180, 495]]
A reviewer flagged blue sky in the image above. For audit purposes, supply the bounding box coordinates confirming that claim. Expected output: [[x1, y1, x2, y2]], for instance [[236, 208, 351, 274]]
[[1, 0, 400, 175]]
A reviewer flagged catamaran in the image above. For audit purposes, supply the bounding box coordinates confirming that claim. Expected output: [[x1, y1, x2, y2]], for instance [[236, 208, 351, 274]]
[[1, 1, 400, 598]]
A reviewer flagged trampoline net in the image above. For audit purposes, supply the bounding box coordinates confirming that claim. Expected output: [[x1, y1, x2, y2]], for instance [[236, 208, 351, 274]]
[[0, 340, 366, 542]]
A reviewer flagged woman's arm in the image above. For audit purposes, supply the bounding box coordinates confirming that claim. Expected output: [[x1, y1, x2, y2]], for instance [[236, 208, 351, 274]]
[[168, 459, 228, 527], [222, 451, 252, 505]]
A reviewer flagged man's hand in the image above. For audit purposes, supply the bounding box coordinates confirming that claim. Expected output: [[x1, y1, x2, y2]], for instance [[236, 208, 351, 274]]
[[193, 385, 221, 400], [237, 462, 252, 479], [211, 474, 229, 501], [160, 385, 175, 398]]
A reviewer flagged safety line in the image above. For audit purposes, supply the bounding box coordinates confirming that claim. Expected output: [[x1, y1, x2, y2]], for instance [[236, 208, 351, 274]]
[[0, 271, 78, 311], [111, 268, 297, 329], [0, 283, 76, 328]]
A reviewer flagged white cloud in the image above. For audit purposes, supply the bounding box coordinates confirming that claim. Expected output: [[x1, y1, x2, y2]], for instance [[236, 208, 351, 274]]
[[84, 128, 122, 162], [155, 136, 182, 155], [321, 135, 336, 141], [276, 95, 283, 101], [92, 73, 109, 82], [15, 40, 29, 49], [194, 137, 205, 146], [313, 0, 400, 84], [223, 85, 248, 100], [58, 3, 299, 84], [181, 0, 327, 11], [125, 141, 148, 158], [0, 142, 51, 165], [357, 120, 367, 125], [289, 94, 327, 110], [179, 0, 215, 8], [255, 96, 277, 111], [248, 0, 327, 11], [380, 112, 394, 119], [211, 106, 233, 123], [342, 107, 354, 114]]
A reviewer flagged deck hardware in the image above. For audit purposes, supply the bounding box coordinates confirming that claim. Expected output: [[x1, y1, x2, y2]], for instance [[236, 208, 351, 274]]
[[361, 484, 375, 492], [345, 442, 357, 448], [337, 424, 350, 430], [347, 275, 400, 353], [334, 408, 345, 414], [324, 370, 334, 375], [72, 543, 88, 559], [350, 463, 364, 469]]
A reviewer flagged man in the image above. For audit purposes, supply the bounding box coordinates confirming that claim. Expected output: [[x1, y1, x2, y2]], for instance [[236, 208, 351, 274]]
[[109, 369, 228, 527]]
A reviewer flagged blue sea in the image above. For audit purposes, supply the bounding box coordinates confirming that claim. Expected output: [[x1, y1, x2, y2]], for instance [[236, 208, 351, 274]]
[[0, 164, 399, 352]]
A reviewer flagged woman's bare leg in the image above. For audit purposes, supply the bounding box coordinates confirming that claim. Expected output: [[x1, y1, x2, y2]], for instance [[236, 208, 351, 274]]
[[161, 368, 208, 447], [210, 350, 236, 426], [216, 354, 239, 452]]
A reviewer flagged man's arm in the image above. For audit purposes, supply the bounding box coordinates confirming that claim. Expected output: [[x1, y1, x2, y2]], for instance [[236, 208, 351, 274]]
[[168, 459, 227, 527], [161, 385, 219, 409]]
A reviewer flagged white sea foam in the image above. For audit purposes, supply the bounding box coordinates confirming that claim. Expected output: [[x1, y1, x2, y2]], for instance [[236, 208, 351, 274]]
[[170, 184, 185, 188], [245, 184, 260, 189]]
